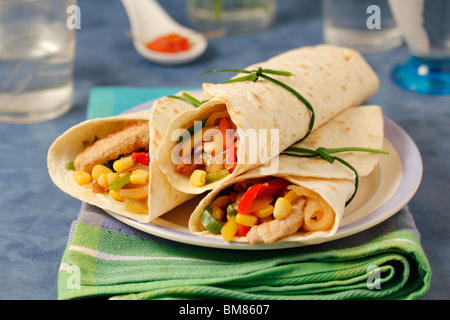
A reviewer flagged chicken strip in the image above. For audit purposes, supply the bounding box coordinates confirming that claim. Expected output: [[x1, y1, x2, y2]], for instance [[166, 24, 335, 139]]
[[247, 198, 306, 245], [74, 120, 149, 173]]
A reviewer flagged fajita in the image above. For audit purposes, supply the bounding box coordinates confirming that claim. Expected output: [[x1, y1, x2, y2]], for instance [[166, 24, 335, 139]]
[[47, 92, 208, 223], [157, 45, 380, 194], [188, 105, 386, 244]]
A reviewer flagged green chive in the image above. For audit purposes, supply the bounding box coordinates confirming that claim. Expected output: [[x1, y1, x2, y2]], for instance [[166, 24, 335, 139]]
[[168, 92, 209, 108], [280, 146, 389, 206], [201, 67, 315, 141]]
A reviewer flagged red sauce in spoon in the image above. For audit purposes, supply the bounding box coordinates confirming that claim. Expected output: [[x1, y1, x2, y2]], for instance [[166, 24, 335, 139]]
[[146, 33, 190, 53]]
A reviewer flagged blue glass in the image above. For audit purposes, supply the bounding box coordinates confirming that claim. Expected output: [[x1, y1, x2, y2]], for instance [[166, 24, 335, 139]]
[[392, 56, 450, 95]]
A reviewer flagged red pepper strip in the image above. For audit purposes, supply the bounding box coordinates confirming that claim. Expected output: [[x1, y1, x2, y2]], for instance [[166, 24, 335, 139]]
[[235, 183, 262, 215], [225, 145, 237, 172], [131, 152, 150, 166], [257, 178, 291, 198], [236, 224, 251, 237], [218, 118, 234, 150], [219, 118, 237, 173]]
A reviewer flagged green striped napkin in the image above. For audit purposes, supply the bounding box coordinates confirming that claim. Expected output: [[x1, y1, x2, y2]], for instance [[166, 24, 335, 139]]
[[57, 204, 430, 300]]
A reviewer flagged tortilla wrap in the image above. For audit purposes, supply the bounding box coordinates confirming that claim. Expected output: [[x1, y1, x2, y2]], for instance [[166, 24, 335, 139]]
[[47, 92, 208, 223], [188, 105, 384, 244], [157, 44, 379, 194]]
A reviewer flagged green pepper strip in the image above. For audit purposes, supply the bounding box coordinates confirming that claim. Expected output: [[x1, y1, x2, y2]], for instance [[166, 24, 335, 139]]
[[280, 146, 389, 206], [200, 206, 224, 234], [109, 174, 131, 191], [66, 161, 75, 170], [226, 201, 238, 216], [202, 67, 315, 142], [206, 169, 230, 184]]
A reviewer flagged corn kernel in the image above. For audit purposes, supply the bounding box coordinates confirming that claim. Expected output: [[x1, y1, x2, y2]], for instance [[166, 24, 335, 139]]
[[72, 171, 91, 185], [273, 197, 292, 220], [283, 190, 298, 203], [97, 173, 109, 189], [113, 156, 134, 172], [107, 172, 120, 185], [190, 169, 207, 187], [253, 205, 274, 218], [235, 213, 258, 227], [109, 189, 124, 202], [211, 206, 225, 221], [91, 164, 113, 180], [130, 169, 149, 185], [221, 215, 238, 242]]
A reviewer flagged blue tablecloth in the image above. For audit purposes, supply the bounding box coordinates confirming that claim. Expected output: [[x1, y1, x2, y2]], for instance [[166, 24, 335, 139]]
[[0, 0, 448, 300]]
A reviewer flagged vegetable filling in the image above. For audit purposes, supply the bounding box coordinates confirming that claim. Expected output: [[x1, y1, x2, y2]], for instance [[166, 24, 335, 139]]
[[197, 177, 335, 244], [68, 121, 150, 215], [174, 109, 238, 187]]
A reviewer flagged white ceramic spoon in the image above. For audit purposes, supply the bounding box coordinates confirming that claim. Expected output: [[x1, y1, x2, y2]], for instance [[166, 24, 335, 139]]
[[121, 0, 208, 65]]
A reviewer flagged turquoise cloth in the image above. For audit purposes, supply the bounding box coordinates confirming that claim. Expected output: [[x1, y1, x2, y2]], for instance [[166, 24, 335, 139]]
[[86, 86, 197, 119], [58, 86, 431, 300]]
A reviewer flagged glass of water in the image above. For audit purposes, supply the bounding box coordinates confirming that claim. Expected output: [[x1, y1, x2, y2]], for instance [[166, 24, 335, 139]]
[[0, 0, 77, 124], [389, 0, 450, 95], [187, 0, 276, 36], [322, 0, 403, 53]]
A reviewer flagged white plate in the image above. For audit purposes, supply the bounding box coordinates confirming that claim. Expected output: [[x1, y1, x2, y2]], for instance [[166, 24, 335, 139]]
[[106, 101, 423, 250]]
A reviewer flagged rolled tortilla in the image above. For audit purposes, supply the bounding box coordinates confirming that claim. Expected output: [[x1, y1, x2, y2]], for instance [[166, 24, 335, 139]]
[[157, 44, 379, 194], [188, 105, 384, 244], [47, 92, 208, 223]]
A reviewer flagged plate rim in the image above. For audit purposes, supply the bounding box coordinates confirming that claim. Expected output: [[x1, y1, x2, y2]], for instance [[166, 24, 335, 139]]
[[106, 99, 423, 250]]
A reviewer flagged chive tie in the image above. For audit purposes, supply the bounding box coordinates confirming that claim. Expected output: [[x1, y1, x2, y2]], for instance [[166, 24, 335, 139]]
[[280, 146, 389, 206], [168, 92, 209, 108], [202, 68, 315, 142]]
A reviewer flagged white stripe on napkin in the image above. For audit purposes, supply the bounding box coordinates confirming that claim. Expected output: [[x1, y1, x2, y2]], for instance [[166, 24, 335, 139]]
[[68, 245, 229, 264]]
